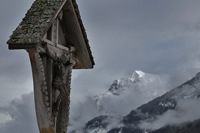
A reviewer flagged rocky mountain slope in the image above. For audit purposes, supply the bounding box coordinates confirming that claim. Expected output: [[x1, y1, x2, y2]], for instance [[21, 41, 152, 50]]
[[71, 72, 200, 133]]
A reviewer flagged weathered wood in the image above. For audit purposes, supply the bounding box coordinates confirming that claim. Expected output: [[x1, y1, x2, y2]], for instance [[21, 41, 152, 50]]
[[62, 0, 94, 69], [43, 17, 69, 54], [45, 56, 53, 124], [27, 49, 54, 132], [8, 0, 94, 69], [43, 39, 69, 52], [57, 19, 67, 46], [28, 43, 75, 133], [43, 0, 68, 44], [7, 0, 67, 46], [7, 1, 95, 133]]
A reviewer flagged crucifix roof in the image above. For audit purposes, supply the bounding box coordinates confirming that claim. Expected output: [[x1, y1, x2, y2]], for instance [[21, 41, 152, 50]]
[[7, 0, 94, 69]]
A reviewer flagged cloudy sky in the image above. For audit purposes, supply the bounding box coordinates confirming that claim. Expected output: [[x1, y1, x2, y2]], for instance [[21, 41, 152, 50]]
[[1, 0, 200, 132]]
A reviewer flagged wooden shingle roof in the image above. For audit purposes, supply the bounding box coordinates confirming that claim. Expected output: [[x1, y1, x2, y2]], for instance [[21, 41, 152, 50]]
[[8, 0, 64, 45], [7, 0, 94, 68]]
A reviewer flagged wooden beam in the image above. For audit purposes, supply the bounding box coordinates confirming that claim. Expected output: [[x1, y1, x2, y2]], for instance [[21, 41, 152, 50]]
[[43, 39, 69, 52], [62, 0, 93, 69]]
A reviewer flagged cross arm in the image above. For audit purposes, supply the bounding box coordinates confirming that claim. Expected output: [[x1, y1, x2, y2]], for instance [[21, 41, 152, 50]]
[[37, 42, 76, 65]]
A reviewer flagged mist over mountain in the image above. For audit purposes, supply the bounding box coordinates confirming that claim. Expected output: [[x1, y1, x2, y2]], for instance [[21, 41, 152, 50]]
[[69, 71, 170, 132], [93, 71, 169, 115], [1, 71, 200, 133], [0, 93, 38, 133], [71, 72, 200, 133]]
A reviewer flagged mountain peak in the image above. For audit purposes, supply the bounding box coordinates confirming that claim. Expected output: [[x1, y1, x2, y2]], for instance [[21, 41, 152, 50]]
[[135, 70, 145, 78], [128, 70, 146, 81], [93, 70, 168, 116], [108, 70, 167, 96]]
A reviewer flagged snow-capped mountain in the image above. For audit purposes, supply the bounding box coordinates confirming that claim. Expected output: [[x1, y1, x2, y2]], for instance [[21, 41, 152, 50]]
[[69, 71, 169, 132], [93, 71, 169, 115], [72, 72, 200, 133]]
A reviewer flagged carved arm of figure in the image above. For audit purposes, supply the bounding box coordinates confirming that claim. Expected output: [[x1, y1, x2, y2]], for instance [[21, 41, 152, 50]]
[[37, 42, 76, 65]]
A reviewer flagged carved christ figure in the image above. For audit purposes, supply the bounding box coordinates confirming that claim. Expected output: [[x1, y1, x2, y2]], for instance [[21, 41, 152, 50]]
[[33, 15, 77, 132], [36, 44, 76, 133]]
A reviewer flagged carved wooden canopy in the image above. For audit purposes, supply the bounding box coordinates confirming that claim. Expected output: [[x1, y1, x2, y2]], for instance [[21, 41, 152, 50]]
[[7, 0, 94, 69]]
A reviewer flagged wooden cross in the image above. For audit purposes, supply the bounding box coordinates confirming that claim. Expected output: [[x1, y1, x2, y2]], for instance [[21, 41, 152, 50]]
[[7, 0, 94, 132]]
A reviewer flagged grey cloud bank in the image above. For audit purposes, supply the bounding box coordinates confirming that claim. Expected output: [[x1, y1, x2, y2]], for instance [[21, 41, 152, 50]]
[[74, 0, 200, 94], [0, 93, 38, 133], [1, 0, 200, 132], [1, 0, 200, 103]]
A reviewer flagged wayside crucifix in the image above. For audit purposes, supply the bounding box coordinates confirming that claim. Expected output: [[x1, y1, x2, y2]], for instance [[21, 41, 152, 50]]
[[7, 0, 94, 132]]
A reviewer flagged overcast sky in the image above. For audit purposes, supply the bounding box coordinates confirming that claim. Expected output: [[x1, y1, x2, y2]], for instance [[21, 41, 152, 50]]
[[1, 0, 200, 132]]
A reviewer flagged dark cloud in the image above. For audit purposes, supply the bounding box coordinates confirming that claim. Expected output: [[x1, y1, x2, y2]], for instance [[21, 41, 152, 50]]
[[70, 0, 200, 97], [69, 96, 101, 131], [0, 92, 38, 133], [0, 0, 34, 106]]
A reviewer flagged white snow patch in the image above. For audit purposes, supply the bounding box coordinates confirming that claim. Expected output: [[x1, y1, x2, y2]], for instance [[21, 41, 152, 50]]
[[94, 70, 169, 115], [159, 101, 175, 108], [135, 70, 145, 78]]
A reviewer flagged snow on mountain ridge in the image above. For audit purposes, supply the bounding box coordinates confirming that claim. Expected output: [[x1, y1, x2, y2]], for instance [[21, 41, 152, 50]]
[[69, 70, 170, 133], [108, 70, 167, 95], [93, 70, 169, 115], [135, 70, 145, 78], [79, 72, 200, 133]]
